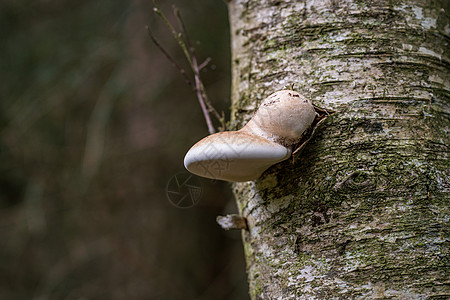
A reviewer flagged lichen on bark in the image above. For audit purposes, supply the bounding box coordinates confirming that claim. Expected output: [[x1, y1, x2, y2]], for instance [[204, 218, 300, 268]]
[[227, 0, 449, 299]]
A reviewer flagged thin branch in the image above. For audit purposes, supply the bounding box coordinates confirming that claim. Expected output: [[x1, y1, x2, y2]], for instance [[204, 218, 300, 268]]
[[198, 57, 211, 70], [146, 26, 194, 88], [172, 5, 193, 52], [194, 72, 216, 134], [171, 7, 224, 128], [151, 1, 226, 133], [152, 2, 192, 66]]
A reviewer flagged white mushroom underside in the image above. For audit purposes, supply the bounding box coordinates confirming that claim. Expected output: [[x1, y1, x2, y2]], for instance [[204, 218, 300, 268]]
[[184, 131, 290, 182]]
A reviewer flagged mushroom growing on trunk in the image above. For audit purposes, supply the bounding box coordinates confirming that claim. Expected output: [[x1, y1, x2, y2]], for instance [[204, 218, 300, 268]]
[[184, 90, 319, 182]]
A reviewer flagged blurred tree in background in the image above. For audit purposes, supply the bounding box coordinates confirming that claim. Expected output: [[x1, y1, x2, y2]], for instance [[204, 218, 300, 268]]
[[0, 0, 248, 299]]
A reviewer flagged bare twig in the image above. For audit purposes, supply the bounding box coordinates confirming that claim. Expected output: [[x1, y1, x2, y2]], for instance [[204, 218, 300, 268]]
[[198, 57, 212, 70], [150, 1, 225, 133], [145, 26, 194, 88], [172, 5, 193, 51], [152, 2, 192, 66], [171, 6, 224, 129]]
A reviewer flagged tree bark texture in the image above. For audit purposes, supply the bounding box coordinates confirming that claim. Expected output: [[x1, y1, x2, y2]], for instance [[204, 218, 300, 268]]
[[227, 0, 449, 299]]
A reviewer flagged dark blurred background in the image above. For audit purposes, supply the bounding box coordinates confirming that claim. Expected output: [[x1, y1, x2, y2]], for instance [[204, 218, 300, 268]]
[[0, 0, 249, 299]]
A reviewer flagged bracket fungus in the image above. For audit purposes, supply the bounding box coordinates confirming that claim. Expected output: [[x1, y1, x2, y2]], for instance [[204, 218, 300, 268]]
[[184, 90, 324, 182]]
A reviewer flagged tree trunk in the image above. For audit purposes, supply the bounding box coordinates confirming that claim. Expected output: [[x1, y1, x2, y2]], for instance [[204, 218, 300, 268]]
[[227, 0, 449, 298]]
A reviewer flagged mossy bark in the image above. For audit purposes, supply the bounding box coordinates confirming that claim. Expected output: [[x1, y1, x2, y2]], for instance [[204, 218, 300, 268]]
[[227, 0, 449, 298]]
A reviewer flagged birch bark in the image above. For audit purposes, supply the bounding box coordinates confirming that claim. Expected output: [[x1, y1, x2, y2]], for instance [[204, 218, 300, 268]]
[[227, 0, 449, 298]]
